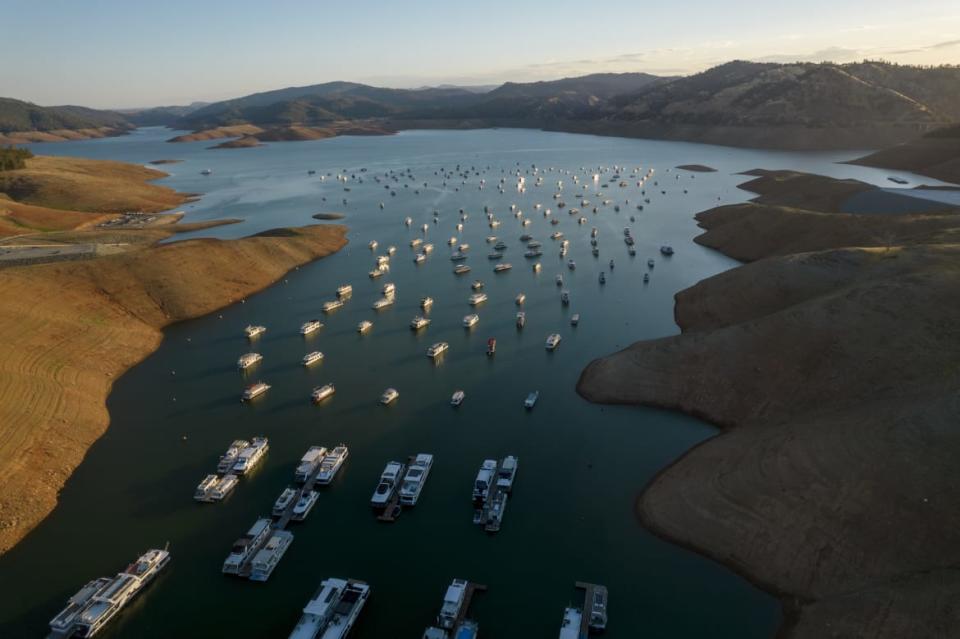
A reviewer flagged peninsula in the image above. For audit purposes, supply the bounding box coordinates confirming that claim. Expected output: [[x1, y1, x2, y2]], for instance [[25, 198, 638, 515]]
[[0, 155, 348, 554], [578, 170, 960, 637]]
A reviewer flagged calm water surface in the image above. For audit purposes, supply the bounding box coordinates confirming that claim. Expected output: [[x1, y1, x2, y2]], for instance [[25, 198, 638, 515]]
[[0, 128, 928, 638]]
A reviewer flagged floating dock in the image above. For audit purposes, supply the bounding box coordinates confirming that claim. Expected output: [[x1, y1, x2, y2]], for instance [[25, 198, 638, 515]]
[[455, 582, 487, 629]]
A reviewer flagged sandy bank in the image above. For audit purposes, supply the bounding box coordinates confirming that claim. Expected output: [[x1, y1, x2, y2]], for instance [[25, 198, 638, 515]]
[[850, 126, 960, 185], [0, 223, 347, 555], [167, 124, 265, 143], [577, 171, 960, 637]]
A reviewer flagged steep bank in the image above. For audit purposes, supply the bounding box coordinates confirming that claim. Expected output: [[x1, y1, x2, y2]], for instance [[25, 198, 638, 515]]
[[0, 224, 347, 554], [851, 124, 960, 185], [578, 173, 960, 637]]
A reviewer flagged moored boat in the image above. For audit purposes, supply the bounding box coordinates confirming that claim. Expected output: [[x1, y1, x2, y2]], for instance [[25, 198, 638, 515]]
[[427, 342, 449, 358], [380, 388, 399, 405], [302, 351, 324, 366], [451, 390, 465, 407], [248, 530, 293, 581], [242, 382, 271, 402], [316, 445, 349, 485], [287, 578, 370, 639], [245, 325, 266, 339], [311, 383, 335, 403], [301, 320, 323, 335], [399, 453, 434, 506], [370, 461, 406, 509], [524, 391, 539, 409], [238, 352, 262, 370], [462, 314, 479, 328]]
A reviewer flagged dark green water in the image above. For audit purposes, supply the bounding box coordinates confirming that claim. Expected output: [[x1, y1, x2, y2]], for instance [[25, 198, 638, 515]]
[[0, 128, 918, 638]]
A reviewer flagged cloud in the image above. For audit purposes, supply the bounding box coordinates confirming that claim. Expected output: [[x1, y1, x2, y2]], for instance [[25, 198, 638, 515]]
[[931, 38, 960, 49]]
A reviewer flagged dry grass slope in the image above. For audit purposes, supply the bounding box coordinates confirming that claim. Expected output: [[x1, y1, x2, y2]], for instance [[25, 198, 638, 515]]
[[577, 172, 960, 638], [0, 224, 347, 555]]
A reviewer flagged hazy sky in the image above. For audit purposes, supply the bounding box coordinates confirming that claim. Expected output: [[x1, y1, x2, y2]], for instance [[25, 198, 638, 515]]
[[2, 0, 959, 108]]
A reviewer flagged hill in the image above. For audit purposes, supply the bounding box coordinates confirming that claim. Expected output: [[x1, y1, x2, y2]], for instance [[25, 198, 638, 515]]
[[851, 123, 960, 184], [600, 60, 958, 149], [578, 171, 960, 638], [0, 98, 132, 142]]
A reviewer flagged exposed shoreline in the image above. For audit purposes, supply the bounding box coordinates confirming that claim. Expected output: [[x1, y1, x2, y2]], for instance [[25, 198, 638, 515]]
[[578, 171, 960, 637], [0, 223, 347, 555]]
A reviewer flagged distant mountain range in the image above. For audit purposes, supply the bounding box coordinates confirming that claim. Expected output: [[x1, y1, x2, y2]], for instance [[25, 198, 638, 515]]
[[4, 61, 960, 150], [0, 98, 131, 134]]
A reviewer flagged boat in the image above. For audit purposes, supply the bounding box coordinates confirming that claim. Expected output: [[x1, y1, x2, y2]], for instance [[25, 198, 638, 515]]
[[558, 607, 583, 639], [295, 446, 327, 483], [242, 382, 271, 402], [217, 440, 249, 474], [291, 490, 320, 521], [382, 282, 396, 296], [494, 241, 507, 250], [660, 245, 674, 256], [427, 342, 449, 358], [609, 259, 615, 269], [524, 391, 539, 409], [49, 548, 171, 639], [516, 312, 526, 328], [311, 384, 336, 403], [628, 246, 636, 256], [193, 474, 219, 502], [451, 390, 465, 407], [272, 487, 298, 516], [301, 320, 323, 335], [322, 300, 343, 313], [486, 338, 496, 356], [370, 461, 406, 509], [448, 237, 458, 245], [238, 353, 262, 370], [487, 252, 503, 260], [515, 293, 526, 305], [248, 530, 294, 581], [493, 263, 512, 272], [357, 320, 373, 334], [450, 252, 468, 261], [316, 445, 349, 484], [550, 231, 564, 240], [233, 437, 269, 474], [404, 217, 413, 226], [411, 315, 431, 330], [423, 243, 434, 253], [399, 453, 434, 505], [420, 296, 434, 310], [380, 388, 399, 405], [286, 578, 370, 639], [368, 240, 378, 250], [454, 264, 471, 275], [567, 260, 576, 270], [468, 293, 487, 306], [520, 234, 532, 241], [372, 297, 394, 310], [647, 258, 655, 268], [643, 273, 650, 283], [473, 460, 497, 503], [201, 168, 213, 175], [458, 243, 470, 251], [526, 240, 542, 249], [555, 274, 563, 286], [387, 246, 397, 255], [496, 455, 518, 493], [592, 247, 599, 257], [414, 253, 426, 264], [368, 267, 387, 279], [533, 262, 542, 273], [599, 272, 606, 284], [222, 518, 272, 574], [546, 333, 562, 350], [588, 585, 609, 631], [303, 351, 324, 367], [463, 314, 479, 328], [524, 249, 542, 258], [570, 314, 580, 326], [560, 290, 570, 305], [433, 579, 469, 631], [484, 490, 508, 532], [471, 280, 484, 291], [888, 176, 909, 185], [245, 325, 266, 339], [410, 238, 424, 248]]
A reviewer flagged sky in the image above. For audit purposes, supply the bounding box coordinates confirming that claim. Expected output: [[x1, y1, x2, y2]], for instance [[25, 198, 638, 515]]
[[2, 0, 959, 109]]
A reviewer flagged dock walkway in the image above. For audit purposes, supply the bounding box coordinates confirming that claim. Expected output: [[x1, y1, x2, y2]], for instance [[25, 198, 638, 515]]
[[575, 582, 600, 638]]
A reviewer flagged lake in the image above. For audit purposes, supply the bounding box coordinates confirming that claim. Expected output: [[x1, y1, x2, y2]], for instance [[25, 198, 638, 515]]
[[0, 127, 931, 638]]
